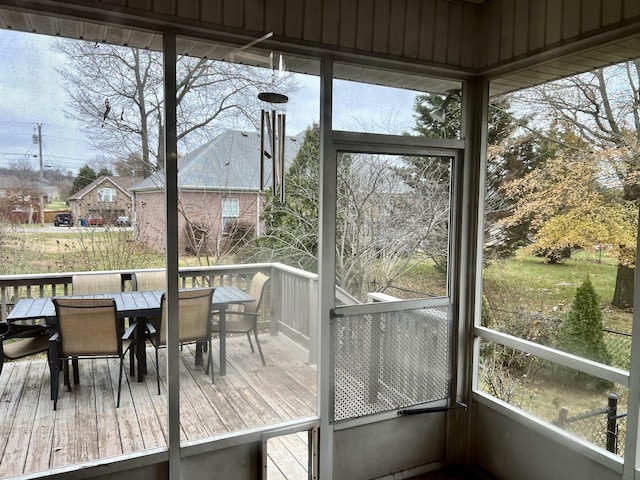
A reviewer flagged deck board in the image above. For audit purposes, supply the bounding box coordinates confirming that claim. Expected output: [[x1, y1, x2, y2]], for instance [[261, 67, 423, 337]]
[[0, 334, 317, 479], [23, 365, 53, 475], [2, 361, 42, 475], [268, 434, 309, 479], [95, 359, 124, 459], [0, 362, 27, 475], [75, 361, 99, 464]]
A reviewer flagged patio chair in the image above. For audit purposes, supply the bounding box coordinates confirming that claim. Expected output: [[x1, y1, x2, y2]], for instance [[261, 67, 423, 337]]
[[146, 288, 215, 393], [0, 322, 49, 376], [72, 272, 132, 373], [49, 297, 135, 410], [132, 270, 166, 369], [72, 273, 123, 295], [211, 272, 270, 366], [132, 270, 166, 292]]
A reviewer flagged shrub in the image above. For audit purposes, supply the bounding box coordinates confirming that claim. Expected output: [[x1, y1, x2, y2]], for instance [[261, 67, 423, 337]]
[[554, 277, 612, 389], [481, 308, 560, 375], [532, 245, 573, 263]]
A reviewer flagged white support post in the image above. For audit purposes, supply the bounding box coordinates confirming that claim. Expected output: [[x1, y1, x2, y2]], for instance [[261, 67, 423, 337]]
[[451, 77, 489, 466], [163, 29, 181, 480], [318, 56, 336, 480], [623, 207, 640, 479]]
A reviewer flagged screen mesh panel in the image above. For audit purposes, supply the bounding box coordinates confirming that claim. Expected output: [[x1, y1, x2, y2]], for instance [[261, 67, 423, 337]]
[[331, 306, 452, 423]]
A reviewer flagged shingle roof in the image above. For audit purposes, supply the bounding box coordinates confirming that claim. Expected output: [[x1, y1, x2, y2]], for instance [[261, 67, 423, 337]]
[[132, 130, 302, 192], [68, 176, 133, 201]]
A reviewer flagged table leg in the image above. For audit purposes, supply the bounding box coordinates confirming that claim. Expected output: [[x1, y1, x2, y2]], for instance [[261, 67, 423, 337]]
[[219, 309, 226, 376], [136, 319, 147, 382], [48, 341, 59, 401], [195, 342, 203, 366], [130, 348, 135, 378]]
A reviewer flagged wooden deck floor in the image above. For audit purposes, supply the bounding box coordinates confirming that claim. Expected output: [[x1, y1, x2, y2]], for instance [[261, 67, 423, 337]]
[[0, 334, 317, 479]]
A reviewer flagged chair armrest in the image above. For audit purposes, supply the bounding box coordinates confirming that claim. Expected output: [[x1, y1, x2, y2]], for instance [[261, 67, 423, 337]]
[[1, 322, 48, 340], [211, 311, 259, 328], [221, 311, 260, 318], [122, 321, 138, 340], [145, 321, 157, 335], [49, 332, 61, 367]]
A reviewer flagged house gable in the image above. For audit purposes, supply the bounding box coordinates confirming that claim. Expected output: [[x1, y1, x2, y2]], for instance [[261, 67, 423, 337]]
[[67, 176, 133, 224]]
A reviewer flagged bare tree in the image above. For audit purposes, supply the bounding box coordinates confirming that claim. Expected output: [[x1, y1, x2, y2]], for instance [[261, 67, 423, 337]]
[[55, 39, 294, 177], [337, 153, 451, 300], [515, 61, 640, 307], [251, 125, 452, 301]]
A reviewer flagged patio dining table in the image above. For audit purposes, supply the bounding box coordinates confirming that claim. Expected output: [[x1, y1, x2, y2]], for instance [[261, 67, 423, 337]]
[[6, 285, 254, 383]]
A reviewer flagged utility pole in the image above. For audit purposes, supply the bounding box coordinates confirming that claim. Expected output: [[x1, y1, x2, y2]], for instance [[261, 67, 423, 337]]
[[37, 123, 44, 227]]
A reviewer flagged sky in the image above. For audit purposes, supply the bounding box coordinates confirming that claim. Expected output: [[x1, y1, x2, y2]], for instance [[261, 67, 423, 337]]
[[0, 29, 420, 175], [0, 30, 95, 173]]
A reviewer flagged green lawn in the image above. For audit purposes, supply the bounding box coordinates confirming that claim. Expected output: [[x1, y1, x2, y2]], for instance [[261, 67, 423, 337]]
[[397, 249, 622, 319], [0, 227, 165, 275], [482, 250, 631, 330], [45, 199, 69, 211], [484, 252, 617, 309]]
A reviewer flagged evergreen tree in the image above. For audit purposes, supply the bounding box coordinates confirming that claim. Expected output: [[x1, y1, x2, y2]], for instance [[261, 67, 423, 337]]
[[555, 277, 611, 388], [413, 92, 461, 139], [97, 166, 114, 177], [70, 164, 98, 195], [412, 93, 544, 257]]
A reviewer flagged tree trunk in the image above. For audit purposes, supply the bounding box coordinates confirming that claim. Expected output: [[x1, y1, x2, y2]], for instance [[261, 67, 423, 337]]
[[612, 263, 634, 309]]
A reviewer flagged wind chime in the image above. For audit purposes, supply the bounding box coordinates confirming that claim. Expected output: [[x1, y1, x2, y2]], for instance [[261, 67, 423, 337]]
[[229, 34, 288, 202], [258, 71, 288, 203], [259, 91, 288, 202]]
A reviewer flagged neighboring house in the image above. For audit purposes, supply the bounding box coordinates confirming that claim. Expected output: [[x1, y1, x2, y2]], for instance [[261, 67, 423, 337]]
[[0, 175, 48, 203], [43, 184, 59, 202], [67, 175, 135, 225], [0, 175, 50, 223], [131, 129, 302, 254]]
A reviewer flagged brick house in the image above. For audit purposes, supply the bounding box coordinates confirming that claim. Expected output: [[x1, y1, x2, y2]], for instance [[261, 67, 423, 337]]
[[67, 176, 135, 225], [131, 129, 301, 254]]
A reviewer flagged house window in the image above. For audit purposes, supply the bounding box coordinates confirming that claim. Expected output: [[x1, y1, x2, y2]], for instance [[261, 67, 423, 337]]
[[222, 198, 239, 233], [98, 187, 116, 203]]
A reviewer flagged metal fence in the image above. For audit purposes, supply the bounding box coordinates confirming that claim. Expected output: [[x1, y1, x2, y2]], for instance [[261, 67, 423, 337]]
[[484, 306, 633, 371], [604, 328, 632, 371], [555, 393, 627, 455]]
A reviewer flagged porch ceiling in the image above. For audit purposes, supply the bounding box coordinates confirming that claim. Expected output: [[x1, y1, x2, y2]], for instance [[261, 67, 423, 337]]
[[0, 7, 462, 95], [489, 33, 640, 96], [1, 4, 640, 96]]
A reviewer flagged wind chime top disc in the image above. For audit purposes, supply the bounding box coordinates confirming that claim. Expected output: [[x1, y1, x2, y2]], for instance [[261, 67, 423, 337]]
[[258, 92, 289, 104]]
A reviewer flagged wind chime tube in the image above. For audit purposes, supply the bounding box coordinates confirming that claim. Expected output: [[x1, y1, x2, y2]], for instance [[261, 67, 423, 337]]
[[260, 109, 265, 191], [271, 109, 277, 195], [279, 113, 286, 202]]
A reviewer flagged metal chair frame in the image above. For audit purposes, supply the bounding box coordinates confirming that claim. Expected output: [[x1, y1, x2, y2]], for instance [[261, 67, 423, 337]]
[[49, 297, 135, 410]]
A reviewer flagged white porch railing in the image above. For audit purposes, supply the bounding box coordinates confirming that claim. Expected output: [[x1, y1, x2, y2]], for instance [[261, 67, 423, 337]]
[[0, 262, 319, 364]]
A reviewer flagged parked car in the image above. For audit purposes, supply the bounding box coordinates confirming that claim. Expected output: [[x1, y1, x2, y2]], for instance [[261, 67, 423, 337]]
[[116, 215, 130, 227], [87, 213, 104, 226], [54, 212, 73, 227]]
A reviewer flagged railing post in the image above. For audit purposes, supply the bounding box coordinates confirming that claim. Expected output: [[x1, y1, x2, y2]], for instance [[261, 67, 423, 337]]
[[269, 266, 280, 336], [308, 277, 318, 364], [558, 407, 568, 428], [607, 393, 618, 453], [368, 312, 381, 404]]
